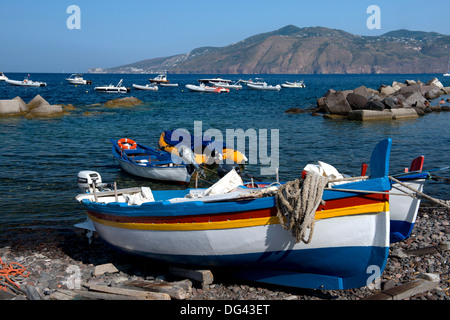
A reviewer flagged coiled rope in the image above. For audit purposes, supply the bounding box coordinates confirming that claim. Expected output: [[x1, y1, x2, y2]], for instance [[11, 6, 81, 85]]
[[275, 171, 328, 244], [0, 257, 29, 294]]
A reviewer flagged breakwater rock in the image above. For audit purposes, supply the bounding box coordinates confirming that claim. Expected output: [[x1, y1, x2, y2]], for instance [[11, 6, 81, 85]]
[[0, 95, 144, 118], [314, 77, 450, 121], [0, 95, 64, 118]]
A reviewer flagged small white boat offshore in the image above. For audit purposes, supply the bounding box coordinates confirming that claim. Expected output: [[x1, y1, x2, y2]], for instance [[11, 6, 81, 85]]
[[212, 81, 242, 90], [185, 83, 229, 93], [6, 75, 47, 87], [66, 74, 92, 85], [443, 58, 450, 76], [132, 84, 158, 91], [160, 83, 178, 87], [95, 79, 130, 93], [0, 72, 8, 81], [281, 80, 306, 88], [198, 78, 232, 85], [247, 81, 281, 91], [149, 73, 170, 84]]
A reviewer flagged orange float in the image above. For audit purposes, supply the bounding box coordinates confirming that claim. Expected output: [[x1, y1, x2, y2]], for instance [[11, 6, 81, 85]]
[[118, 138, 137, 150]]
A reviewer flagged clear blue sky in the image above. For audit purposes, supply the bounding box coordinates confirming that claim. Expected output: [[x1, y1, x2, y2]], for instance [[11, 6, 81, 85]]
[[1, 0, 449, 73]]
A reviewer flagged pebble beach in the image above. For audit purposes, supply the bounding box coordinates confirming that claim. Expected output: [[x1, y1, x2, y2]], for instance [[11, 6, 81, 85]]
[[1, 201, 448, 302]]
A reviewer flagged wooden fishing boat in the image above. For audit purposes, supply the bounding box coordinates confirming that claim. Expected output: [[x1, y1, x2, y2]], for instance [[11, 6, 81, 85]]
[[158, 130, 247, 165], [367, 156, 428, 243], [111, 138, 196, 184], [75, 139, 392, 290], [245, 155, 430, 244]]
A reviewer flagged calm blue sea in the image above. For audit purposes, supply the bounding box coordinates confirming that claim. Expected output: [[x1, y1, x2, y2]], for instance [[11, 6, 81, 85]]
[[1, 73, 449, 241]]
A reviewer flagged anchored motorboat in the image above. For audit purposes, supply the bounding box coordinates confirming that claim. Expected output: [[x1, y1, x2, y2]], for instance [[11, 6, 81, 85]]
[[149, 73, 170, 84], [132, 84, 159, 91], [281, 80, 306, 88], [185, 83, 229, 93], [198, 78, 232, 85], [212, 81, 242, 90], [95, 79, 130, 93], [66, 74, 92, 85], [247, 80, 281, 91], [6, 75, 47, 87]]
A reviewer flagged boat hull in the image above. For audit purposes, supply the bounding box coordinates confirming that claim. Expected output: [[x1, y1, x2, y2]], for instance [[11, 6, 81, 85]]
[[111, 139, 193, 184], [82, 183, 391, 290], [6, 79, 46, 87], [95, 87, 129, 93], [132, 84, 158, 91], [247, 83, 281, 91], [116, 157, 191, 184], [185, 84, 229, 93], [389, 178, 426, 242]]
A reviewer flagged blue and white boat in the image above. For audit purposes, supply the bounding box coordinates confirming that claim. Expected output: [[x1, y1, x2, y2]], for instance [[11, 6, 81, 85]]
[[76, 139, 393, 290], [111, 138, 196, 185]]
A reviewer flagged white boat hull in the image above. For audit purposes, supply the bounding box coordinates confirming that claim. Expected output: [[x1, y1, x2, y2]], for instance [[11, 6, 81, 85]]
[[185, 84, 228, 93], [6, 79, 46, 87], [132, 84, 158, 91], [247, 83, 281, 91], [389, 179, 425, 242], [117, 158, 191, 184], [160, 83, 178, 87], [95, 87, 129, 93]]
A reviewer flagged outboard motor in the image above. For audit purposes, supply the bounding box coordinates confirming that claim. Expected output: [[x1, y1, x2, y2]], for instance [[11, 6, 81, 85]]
[[77, 171, 110, 193]]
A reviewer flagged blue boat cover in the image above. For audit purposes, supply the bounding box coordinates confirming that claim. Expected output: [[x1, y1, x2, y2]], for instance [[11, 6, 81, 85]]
[[163, 130, 227, 154]]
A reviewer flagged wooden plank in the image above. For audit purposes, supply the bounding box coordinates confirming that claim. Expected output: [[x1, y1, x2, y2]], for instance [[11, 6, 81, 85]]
[[84, 283, 170, 300], [405, 243, 450, 257], [53, 289, 139, 300], [363, 279, 439, 300], [126, 279, 192, 300], [169, 266, 214, 285]]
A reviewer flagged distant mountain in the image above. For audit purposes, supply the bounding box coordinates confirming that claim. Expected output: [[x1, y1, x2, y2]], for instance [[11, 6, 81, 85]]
[[94, 25, 450, 74]]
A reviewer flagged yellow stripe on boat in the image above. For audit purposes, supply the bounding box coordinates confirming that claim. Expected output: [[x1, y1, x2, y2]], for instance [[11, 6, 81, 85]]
[[89, 201, 389, 231]]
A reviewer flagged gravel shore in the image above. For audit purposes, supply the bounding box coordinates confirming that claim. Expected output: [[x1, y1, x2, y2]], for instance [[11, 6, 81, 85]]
[[1, 201, 448, 301]]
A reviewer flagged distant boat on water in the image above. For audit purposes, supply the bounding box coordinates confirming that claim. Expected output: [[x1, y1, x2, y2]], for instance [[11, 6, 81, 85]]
[[444, 58, 450, 77], [149, 73, 170, 84], [66, 74, 92, 85], [6, 75, 47, 87], [95, 79, 130, 93]]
